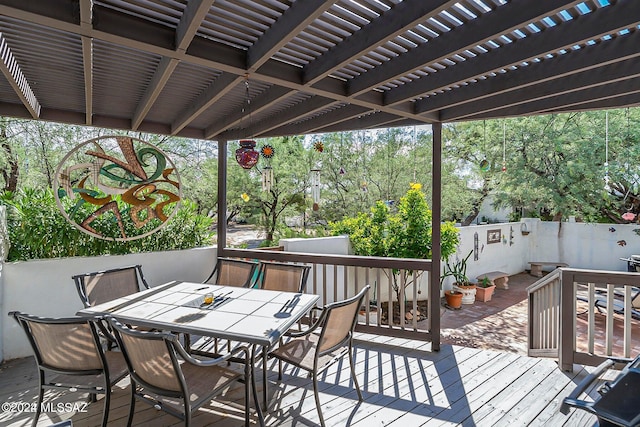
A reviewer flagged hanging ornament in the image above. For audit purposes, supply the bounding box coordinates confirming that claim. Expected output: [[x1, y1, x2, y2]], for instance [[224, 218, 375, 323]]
[[241, 192, 250, 202], [311, 169, 321, 209], [235, 140, 259, 169], [361, 181, 368, 192], [479, 120, 489, 171], [261, 166, 273, 192], [313, 141, 324, 152], [339, 167, 346, 175], [260, 144, 274, 159]]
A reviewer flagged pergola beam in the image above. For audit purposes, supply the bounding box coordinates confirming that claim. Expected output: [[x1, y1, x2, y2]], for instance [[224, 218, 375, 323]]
[[79, 0, 92, 125], [349, 0, 582, 99], [313, 112, 409, 134], [383, 0, 640, 106], [261, 104, 370, 137], [219, 96, 337, 140], [132, 0, 215, 130], [0, 1, 437, 130], [441, 56, 640, 121], [247, 0, 333, 72], [302, 0, 458, 85], [0, 33, 41, 118], [414, 31, 640, 115], [171, 73, 243, 135], [205, 86, 293, 138], [463, 79, 640, 121]]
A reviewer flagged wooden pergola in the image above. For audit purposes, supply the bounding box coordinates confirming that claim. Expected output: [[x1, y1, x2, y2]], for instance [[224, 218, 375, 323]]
[[0, 0, 638, 347]]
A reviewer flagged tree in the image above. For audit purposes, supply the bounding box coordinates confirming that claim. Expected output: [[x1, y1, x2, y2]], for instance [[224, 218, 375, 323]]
[[331, 183, 459, 300]]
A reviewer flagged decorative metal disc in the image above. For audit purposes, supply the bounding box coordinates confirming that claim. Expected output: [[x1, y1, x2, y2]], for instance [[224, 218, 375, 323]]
[[54, 136, 182, 241]]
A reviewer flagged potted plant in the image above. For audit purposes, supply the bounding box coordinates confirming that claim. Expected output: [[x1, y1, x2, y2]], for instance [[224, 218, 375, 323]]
[[475, 276, 496, 302], [442, 250, 476, 305]]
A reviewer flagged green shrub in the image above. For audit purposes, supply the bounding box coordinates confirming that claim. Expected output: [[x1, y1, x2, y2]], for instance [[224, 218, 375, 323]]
[[0, 188, 214, 261]]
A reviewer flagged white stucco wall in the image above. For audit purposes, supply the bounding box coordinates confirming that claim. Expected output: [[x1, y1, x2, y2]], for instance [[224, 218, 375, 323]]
[[1, 246, 217, 361]]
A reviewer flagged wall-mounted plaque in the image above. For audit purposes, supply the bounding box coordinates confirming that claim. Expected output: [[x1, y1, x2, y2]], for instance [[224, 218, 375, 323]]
[[487, 229, 501, 244]]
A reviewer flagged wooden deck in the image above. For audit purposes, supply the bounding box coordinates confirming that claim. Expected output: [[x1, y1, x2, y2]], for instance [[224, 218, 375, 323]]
[[0, 333, 605, 427]]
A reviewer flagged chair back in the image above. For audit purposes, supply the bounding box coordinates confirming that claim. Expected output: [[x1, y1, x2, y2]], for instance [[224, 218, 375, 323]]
[[259, 261, 311, 293], [317, 285, 370, 355], [205, 257, 259, 287], [73, 265, 149, 307], [110, 318, 183, 394], [11, 312, 105, 372]]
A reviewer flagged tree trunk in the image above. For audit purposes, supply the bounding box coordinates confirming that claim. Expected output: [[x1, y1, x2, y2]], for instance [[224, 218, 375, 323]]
[[0, 128, 18, 192]]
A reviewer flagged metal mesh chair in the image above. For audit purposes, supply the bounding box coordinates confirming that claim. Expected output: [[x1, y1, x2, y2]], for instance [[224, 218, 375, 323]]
[[109, 317, 252, 426], [258, 261, 311, 293], [203, 257, 259, 287], [269, 285, 370, 427], [10, 311, 128, 427], [73, 265, 150, 308]]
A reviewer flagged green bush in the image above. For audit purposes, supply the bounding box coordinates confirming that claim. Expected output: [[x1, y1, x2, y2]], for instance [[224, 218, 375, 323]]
[[0, 188, 214, 261]]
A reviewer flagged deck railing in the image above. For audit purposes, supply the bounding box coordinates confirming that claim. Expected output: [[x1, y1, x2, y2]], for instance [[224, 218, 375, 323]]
[[222, 248, 437, 346], [528, 268, 640, 371]]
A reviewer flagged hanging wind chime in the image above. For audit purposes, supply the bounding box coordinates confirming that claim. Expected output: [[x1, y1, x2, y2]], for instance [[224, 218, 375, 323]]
[[311, 169, 321, 211], [260, 145, 274, 192], [479, 120, 490, 171]]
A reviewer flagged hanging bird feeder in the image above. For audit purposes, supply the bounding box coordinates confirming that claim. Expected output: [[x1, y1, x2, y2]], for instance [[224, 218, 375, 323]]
[[235, 139, 259, 169]]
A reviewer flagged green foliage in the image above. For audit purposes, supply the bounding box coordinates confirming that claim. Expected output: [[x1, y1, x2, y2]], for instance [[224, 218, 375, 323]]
[[441, 250, 473, 286], [330, 184, 459, 261], [0, 188, 214, 261]]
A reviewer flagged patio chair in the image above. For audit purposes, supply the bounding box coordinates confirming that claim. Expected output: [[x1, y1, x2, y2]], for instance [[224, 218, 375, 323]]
[[9, 311, 128, 427], [269, 285, 370, 427], [108, 317, 251, 427], [73, 265, 151, 349], [190, 258, 258, 353], [72, 264, 150, 308], [257, 260, 311, 293], [202, 257, 259, 287], [562, 354, 640, 426], [577, 286, 640, 320]]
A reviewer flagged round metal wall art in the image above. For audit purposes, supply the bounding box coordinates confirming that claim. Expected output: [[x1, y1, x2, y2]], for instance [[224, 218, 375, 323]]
[[54, 135, 182, 241]]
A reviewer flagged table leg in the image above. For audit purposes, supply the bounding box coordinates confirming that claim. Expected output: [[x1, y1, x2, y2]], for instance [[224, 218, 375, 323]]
[[263, 346, 268, 409], [251, 345, 265, 426]]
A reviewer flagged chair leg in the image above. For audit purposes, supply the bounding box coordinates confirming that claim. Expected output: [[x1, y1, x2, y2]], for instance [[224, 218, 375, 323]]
[[127, 382, 136, 427], [184, 396, 191, 427], [32, 371, 45, 427], [349, 346, 363, 401], [278, 359, 283, 381], [101, 385, 111, 427], [312, 373, 325, 427]]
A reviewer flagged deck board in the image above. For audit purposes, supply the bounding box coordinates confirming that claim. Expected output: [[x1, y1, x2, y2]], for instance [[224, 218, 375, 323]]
[[0, 334, 600, 427]]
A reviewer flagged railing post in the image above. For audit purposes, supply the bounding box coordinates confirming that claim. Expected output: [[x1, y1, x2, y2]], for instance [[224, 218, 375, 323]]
[[559, 269, 574, 372]]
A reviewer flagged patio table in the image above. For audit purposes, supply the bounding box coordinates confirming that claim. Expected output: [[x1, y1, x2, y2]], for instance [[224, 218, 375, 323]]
[[76, 280, 319, 426]]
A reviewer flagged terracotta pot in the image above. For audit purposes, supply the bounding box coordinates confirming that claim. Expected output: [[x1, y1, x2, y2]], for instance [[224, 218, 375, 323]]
[[475, 285, 496, 302], [444, 290, 463, 309], [453, 283, 477, 304]]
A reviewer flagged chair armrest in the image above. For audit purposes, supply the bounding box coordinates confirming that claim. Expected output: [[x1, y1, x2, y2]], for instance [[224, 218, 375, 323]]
[[173, 338, 249, 367], [560, 358, 615, 414]]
